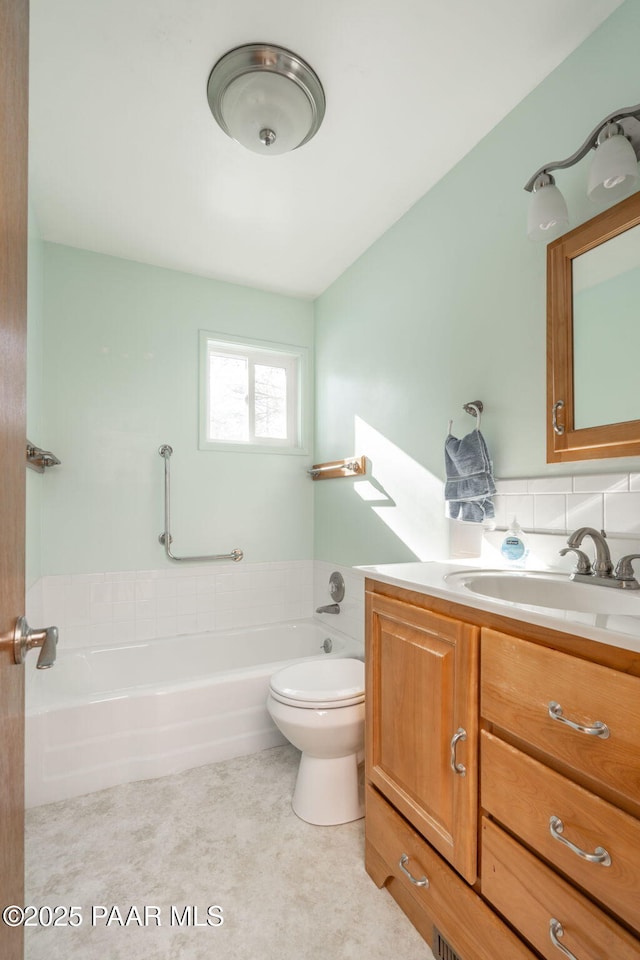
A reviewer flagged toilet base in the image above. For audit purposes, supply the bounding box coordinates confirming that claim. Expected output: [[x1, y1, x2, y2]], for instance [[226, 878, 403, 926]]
[[291, 752, 364, 826]]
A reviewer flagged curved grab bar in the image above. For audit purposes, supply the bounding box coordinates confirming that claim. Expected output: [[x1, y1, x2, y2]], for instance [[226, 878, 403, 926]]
[[158, 445, 243, 563]]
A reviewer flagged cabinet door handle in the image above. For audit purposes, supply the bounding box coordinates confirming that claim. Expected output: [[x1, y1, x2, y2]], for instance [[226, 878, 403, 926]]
[[548, 701, 609, 739], [398, 854, 429, 888], [552, 400, 565, 436], [450, 727, 467, 776], [549, 816, 612, 866], [549, 919, 580, 960]]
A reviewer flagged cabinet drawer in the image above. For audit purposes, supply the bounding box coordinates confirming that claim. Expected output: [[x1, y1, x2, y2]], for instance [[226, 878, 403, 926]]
[[481, 731, 640, 931], [365, 785, 536, 960], [481, 628, 640, 806], [481, 817, 640, 960]]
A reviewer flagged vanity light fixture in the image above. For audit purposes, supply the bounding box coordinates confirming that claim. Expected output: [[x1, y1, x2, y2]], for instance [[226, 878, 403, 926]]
[[525, 103, 640, 241], [206, 43, 325, 156]]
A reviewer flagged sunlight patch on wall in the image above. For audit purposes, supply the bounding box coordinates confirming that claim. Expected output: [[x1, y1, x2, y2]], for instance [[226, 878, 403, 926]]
[[354, 416, 448, 560]]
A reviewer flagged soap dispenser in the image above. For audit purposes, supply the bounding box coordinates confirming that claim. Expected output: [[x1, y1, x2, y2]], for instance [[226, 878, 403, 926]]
[[500, 517, 529, 567]]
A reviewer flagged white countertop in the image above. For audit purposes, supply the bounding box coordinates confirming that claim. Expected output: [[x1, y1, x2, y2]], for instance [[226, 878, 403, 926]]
[[358, 560, 640, 655]]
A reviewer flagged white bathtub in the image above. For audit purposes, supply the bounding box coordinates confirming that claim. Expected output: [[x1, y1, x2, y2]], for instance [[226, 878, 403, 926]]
[[25, 619, 363, 807]]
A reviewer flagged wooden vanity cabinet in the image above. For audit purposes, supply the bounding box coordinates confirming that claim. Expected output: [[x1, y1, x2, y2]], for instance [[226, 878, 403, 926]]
[[365, 590, 479, 883], [364, 578, 640, 960], [364, 581, 538, 960]]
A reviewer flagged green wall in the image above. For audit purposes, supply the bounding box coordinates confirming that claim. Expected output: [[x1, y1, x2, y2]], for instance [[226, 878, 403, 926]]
[[27, 2, 640, 578], [38, 244, 314, 575], [314, 0, 640, 566]]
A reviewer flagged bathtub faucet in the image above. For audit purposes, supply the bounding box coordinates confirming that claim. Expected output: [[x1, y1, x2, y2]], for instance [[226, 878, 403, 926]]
[[316, 603, 340, 615], [315, 572, 345, 615]]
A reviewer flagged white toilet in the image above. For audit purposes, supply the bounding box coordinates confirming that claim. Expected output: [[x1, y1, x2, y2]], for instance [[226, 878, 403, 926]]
[[266, 657, 365, 826]]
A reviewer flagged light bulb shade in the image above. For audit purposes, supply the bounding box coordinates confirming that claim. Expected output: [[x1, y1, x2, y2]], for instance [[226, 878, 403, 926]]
[[587, 131, 639, 202], [527, 180, 569, 241], [207, 44, 325, 156]]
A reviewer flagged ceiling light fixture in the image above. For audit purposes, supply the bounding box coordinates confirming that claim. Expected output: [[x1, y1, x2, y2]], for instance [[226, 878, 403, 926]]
[[524, 103, 640, 241], [206, 43, 325, 156]]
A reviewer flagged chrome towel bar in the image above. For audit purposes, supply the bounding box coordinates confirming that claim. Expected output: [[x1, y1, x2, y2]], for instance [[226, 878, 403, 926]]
[[158, 445, 243, 563]]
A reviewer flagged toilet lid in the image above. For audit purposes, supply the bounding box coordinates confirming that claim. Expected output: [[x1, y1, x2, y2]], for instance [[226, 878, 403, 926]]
[[269, 657, 364, 704]]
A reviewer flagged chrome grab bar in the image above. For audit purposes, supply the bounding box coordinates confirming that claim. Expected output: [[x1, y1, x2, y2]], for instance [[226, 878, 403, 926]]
[[158, 445, 243, 563], [549, 816, 611, 866], [548, 701, 609, 739]]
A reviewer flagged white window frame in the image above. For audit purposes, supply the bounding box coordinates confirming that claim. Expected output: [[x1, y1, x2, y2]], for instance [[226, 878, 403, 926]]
[[199, 330, 310, 454]]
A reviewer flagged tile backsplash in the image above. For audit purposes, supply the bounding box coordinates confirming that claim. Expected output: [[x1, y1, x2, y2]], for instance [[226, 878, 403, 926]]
[[494, 472, 640, 537]]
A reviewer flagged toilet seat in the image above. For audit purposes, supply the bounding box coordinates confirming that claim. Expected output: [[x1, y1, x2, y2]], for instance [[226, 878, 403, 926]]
[[269, 657, 364, 709]]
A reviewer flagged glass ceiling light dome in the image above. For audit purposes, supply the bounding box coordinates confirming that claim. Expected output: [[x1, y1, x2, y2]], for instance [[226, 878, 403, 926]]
[[207, 43, 325, 156]]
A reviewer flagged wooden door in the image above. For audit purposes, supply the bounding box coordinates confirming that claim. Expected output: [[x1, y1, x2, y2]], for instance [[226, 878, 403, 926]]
[[0, 1, 29, 958], [366, 591, 479, 883]]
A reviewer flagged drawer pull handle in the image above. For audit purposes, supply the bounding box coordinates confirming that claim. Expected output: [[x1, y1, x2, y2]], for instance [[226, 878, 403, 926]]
[[549, 816, 612, 866], [450, 727, 467, 776], [548, 701, 610, 739], [398, 854, 429, 888], [549, 919, 580, 960]]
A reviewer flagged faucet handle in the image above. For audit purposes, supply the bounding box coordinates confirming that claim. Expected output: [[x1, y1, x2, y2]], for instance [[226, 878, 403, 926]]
[[614, 554, 640, 583], [559, 547, 592, 575]]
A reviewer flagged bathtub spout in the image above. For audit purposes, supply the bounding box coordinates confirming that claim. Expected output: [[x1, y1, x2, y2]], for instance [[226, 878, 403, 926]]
[[316, 603, 340, 614]]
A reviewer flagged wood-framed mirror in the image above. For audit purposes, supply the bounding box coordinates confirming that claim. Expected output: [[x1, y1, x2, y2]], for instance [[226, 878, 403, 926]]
[[547, 189, 640, 462]]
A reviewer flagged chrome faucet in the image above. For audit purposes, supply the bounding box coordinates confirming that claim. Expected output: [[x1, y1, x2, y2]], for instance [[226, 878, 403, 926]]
[[562, 527, 640, 589], [613, 554, 640, 588], [315, 571, 345, 615], [566, 527, 613, 577]]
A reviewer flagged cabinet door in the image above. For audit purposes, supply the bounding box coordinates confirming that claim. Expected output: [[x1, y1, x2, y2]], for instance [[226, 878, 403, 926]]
[[366, 592, 479, 882]]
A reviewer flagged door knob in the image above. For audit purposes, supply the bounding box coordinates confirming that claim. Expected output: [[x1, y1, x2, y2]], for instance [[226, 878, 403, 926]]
[[13, 616, 58, 669]]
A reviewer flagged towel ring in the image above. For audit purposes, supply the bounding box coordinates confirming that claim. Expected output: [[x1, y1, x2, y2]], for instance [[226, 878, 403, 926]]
[[462, 400, 483, 429], [448, 401, 484, 434]]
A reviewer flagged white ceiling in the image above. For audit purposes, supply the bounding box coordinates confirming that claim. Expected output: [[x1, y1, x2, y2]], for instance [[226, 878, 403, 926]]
[[29, 0, 624, 299]]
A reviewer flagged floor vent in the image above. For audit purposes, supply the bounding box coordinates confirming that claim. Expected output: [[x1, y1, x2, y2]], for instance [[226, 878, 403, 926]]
[[432, 927, 462, 960]]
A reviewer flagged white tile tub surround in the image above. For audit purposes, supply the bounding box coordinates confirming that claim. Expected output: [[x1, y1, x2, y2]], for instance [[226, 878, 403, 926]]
[[29, 560, 315, 651], [493, 472, 640, 538]]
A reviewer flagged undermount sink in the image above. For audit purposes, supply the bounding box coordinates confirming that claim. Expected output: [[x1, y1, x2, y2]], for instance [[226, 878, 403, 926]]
[[443, 569, 640, 616]]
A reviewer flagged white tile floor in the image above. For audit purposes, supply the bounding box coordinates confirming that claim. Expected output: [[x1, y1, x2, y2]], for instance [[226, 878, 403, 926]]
[[25, 744, 435, 960]]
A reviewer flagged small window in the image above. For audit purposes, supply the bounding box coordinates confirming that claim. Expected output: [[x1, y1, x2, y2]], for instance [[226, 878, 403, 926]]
[[199, 332, 308, 453]]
